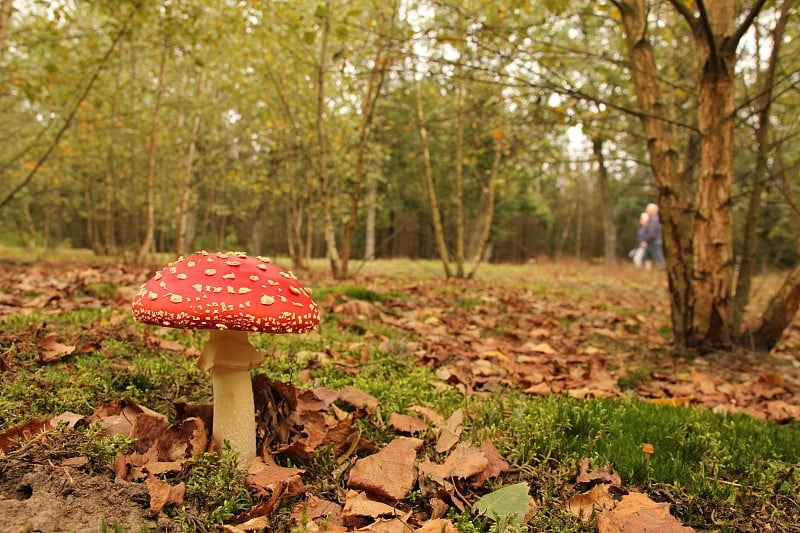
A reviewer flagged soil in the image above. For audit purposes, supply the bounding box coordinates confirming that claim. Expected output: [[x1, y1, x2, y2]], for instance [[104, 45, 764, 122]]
[[0, 459, 178, 533]]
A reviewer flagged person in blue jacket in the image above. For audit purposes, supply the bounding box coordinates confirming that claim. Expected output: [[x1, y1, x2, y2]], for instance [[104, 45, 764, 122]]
[[640, 203, 665, 268]]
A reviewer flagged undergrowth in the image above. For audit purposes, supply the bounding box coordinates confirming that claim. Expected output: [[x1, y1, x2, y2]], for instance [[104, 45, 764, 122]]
[[0, 275, 799, 532]]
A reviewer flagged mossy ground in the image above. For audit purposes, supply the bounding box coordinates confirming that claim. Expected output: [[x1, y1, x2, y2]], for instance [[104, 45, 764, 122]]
[[0, 255, 798, 532]]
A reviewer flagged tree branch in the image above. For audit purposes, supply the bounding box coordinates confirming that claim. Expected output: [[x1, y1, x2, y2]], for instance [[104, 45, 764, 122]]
[[0, 17, 131, 211], [729, 0, 770, 51]]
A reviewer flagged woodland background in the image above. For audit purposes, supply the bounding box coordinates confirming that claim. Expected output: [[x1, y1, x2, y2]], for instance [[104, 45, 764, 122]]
[[0, 0, 799, 351]]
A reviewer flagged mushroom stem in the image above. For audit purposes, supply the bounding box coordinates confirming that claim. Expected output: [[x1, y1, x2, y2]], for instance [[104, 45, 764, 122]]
[[200, 329, 265, 469]]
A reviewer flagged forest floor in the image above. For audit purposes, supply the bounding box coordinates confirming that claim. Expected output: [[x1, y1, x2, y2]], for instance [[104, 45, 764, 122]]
[[0, 254, 798, 532]]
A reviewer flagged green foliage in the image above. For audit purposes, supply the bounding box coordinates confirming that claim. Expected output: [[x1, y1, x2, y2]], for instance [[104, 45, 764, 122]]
[[473, 482, 530, 529], [178, 445, 253, 525]]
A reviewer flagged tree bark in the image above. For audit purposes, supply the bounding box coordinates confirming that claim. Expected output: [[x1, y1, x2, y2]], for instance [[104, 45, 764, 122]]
[[0, 0, 13, 66], [135, 43, 169, 264], [466, 86, 504, 279], [617, 0, 693, 345], [617, 0, 770, 350], [176, 66, 208, 257], [340, 16, 389, 278], [413, 70, 452, 278], [315, 0, 342, 278], [733, 0, 791, 330], [592, 138, 617, 265], [453, 57, 465, 278], [364, 176, 377, 260]]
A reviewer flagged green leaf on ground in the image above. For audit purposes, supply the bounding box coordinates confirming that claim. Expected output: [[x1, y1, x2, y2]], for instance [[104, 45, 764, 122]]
[[473, 481, 530, 524]]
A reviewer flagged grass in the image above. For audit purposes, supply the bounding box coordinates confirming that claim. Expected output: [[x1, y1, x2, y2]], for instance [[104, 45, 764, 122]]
[[1, 255, 799, 532]]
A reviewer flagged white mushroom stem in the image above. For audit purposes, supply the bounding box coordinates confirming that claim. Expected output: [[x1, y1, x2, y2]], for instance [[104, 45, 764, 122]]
[[198, 329, 264, 469]]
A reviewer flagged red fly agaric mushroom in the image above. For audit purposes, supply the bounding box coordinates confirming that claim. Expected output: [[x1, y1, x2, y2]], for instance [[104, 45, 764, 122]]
[[131, 251, 320, 468]]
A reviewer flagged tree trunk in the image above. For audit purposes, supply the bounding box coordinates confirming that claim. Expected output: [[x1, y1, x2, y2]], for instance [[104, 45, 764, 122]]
[[733, 0, 791, 330], [617, 0, 692, 344], [592, 137, 617, 265], [616, 0, 776, 350], [176, 66, 208, 257], [340, 17, 389, 278], [135, 44, 168, 265], [685, 1, 739, 346], [742, 263, 800, 350], [466, 90, 504, 279], [0, 0, 14, 66], [315, 0, 342, 278], [453, 58, 465, 278], [364, 176, 377, 260], [413, 70, 452, 278]]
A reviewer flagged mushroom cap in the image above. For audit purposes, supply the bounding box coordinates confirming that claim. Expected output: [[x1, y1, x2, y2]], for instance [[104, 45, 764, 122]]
[[131, 251, 320, 333]]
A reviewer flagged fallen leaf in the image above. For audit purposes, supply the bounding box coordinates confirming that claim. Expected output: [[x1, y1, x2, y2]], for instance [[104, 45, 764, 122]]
[[222, 516, 271, 532], [473, 438, 510, 487], [387, 413, 428, 435], [0, 418, 51, 452], [341, 490, 399, 527], [348, 437, 423, 501], [473, 482, 533, 525], [417, 519, 458, 532], [145, 476, 185, 514], [598, 491, 695, 533], [576, 458, 622, 487], [646, 396, 695, 407], [292, 494, 343, 526], [568, 483, 617, 521], [435, 408, 463, 453], [337, 386, 379, 412], [407, 405, 445, 427], [247, 457, 306, 499], [37, 333, 75, 363]]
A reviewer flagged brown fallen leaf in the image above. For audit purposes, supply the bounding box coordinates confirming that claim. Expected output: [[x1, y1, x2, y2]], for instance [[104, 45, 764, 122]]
[[292, 494, 344, 527], [337, 385, 379, 412], [341, 490, 399, 528], [435, 408, 463, 453], [472, 438, 510, 487], [0, 418, 51, 452], [388, 413, 428, 435], [407, 405, 446, 428], [568, 483, 617, 522], [37, 333, 75, 363], [156, 416, 208, 461], [420, 443, 489, 486], [576, 458, 622, 487], [222, 516, 271, 532], [247, 456, 306, 499], [646, 396, 695, 407], [158, 339, 185, 351], [348, 437, 423, 501], [145, 475, 185, 514], [418, 518, 459, 532], [598, 491, 695, 533]]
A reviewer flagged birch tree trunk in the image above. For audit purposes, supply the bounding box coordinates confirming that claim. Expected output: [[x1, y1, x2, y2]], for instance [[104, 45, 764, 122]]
[[135, 44, 168, 264], [175, 66, 207, 257], [592, 137, 617, 265], [466, 85, 505, 279], [453, 59, 465, 278], [340, 16, 389, 278], [413, 70, 452, 278], [364, 176, 377, 260], [733, 0, 791, 329], [315, 0, 342, 278]]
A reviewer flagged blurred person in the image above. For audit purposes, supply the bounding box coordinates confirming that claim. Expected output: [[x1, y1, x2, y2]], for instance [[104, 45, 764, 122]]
[[640, 203, 665, 268], [630, 211, 650, 268]]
